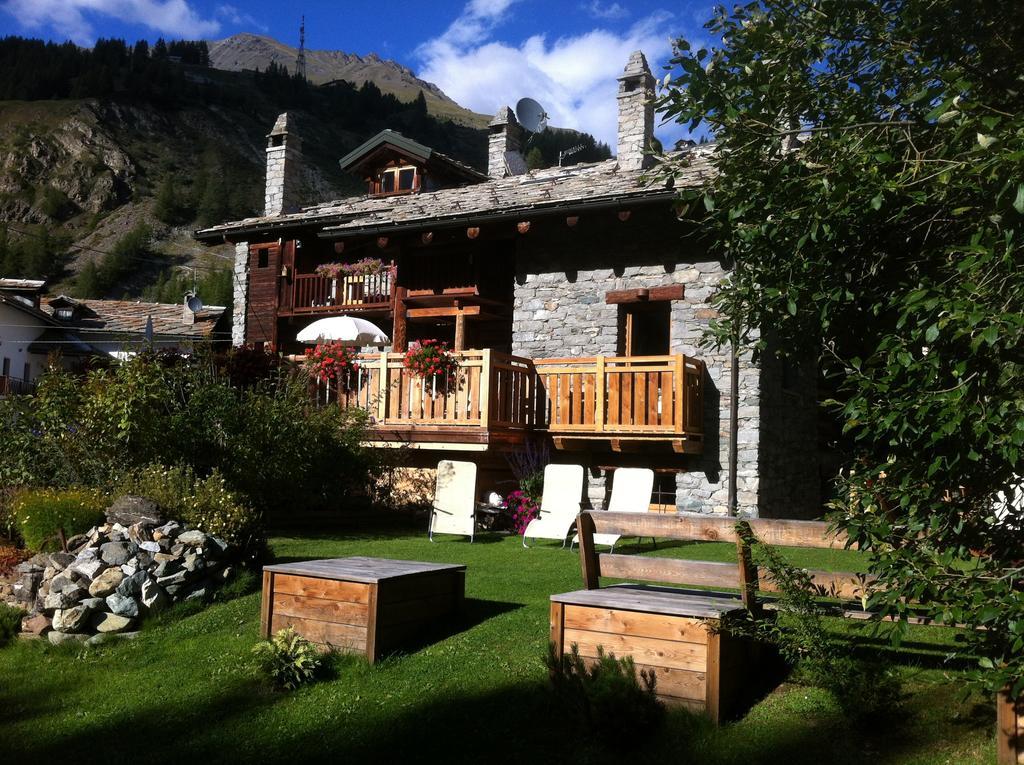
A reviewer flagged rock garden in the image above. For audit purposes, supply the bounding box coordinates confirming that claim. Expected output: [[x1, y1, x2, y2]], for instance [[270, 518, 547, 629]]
[[6, 496, 236, 644]]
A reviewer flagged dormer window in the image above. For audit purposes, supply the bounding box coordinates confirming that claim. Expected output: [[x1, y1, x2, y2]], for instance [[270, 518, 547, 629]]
[[376, 165, 419, 196], [56, 307, 74, 321]]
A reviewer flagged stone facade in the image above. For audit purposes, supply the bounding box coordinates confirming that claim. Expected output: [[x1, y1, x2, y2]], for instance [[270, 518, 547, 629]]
[[264, 112, 302, 216], [511, 215, 818, 518], [617, 51, 655, 171], [488, 106, 524, 178], [231, 241, 249, 346]]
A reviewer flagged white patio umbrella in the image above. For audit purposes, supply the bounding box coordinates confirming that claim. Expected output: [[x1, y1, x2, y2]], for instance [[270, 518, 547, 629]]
[[296, 315, 389, 346]]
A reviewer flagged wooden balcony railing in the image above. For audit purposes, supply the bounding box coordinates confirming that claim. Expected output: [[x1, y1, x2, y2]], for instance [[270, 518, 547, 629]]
[[532, 355, 704, 439], [0, 375, 35, 396], [291, 271, 393, 314], [329, 351, 704, 450]]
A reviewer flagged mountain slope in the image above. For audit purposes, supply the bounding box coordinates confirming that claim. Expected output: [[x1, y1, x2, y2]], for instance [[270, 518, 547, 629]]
[[208, 33, 486, 126]]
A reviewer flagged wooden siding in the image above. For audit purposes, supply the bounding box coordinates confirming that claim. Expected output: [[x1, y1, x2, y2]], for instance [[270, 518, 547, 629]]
[[246, 241, 283, 345]]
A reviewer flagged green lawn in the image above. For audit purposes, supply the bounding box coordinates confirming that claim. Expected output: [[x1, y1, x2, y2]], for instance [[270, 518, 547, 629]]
[[0, 521, 996, 764]]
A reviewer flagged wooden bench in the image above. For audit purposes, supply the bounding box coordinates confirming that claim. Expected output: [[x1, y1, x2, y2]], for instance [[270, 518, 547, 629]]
[[261, 556, 466, 663], [551, 510, 852, 722]]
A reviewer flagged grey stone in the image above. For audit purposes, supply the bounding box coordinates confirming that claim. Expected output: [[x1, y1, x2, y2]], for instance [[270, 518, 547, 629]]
[[127, 522, 153, 546], [88, 567, 124, 598], [105, 593, 140, 618], [140, 580, 168, 611], [176, 530, 207, 546], [92, 612, 134, 634], [207, 536, 229, 556], [154, 521, 181, 540], [184, 586, 207, 602], [138, 541, 161, 553], [100, 541, 133, 566], [116, 570, 149, 598], [52, 605, 90, 633], [50, 573, 75, 592], [156, 570, 188, 588], [183, 554, 201, 573], [170, 543, 185, 556], [152, 559, 183, 578], [79, 597, 105, 611], [73, 559, 107, 581], [44, 590, 75, 611], [48, 551, 75, 569], [48, 630, 89, 645], [86, 631, 139, 646], [105, 495, 165, 527], [17, 572, 42, 603], [65, 533, 89, 552], [134, 552, 153, 569]]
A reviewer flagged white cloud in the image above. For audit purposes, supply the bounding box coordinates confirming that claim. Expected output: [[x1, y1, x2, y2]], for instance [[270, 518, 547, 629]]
[[0, 0, 221, 45], [417, 6, 684, 147], [216, 4, 269, 34], [583, 1, 629, 21]]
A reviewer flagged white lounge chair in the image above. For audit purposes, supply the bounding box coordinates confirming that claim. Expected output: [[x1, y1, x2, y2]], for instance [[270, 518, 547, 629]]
[[429, 460, 478, 542], [572, 467, 655, 552], [522, 464, 585, 548]]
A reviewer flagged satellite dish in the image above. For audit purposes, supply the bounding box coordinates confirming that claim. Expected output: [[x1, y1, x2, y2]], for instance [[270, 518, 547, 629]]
[[185, 292, 204, 313], [515, 97, 548, 133]]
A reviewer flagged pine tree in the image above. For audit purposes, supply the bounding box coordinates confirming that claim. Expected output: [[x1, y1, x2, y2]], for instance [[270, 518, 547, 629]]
[[526, 147, 546, 170]]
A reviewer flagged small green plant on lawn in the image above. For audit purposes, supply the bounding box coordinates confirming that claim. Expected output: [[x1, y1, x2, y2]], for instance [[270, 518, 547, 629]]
[[545, 642, 664, 747], [253, 627, 325, 690], [734, 525, 902, 724], [11, 487, 106, 551], [0, 602, 25, 647]]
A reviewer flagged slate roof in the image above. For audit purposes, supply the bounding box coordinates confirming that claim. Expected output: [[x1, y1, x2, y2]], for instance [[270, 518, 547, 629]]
[[40, 299, 228, 340], [0, 278, 46, 291], [195, 146, 716, 241]]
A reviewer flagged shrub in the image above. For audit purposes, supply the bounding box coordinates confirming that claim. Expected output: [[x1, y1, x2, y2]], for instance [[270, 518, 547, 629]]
[[253, 627, 324, 690], [11, 488, 106, 551], [117, 464, 262, 553], [0, 602, 25, 648], [734, 525, 903, 723], [545, 643, 664, 747]]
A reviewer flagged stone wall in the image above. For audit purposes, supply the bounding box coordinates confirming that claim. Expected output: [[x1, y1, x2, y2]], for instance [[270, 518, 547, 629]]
[[264, 142, 302, 216], [616, 51, 655, 172], [511, 214, 761, 516], [231, 241, 249, 346]]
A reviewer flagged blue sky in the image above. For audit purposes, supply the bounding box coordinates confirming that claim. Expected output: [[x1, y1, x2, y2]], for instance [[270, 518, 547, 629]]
[[0, 0, 717, 145]]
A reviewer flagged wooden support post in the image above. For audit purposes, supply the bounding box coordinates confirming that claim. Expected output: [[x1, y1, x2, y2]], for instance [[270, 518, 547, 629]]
[[997, 688, 1023, 765], [577, 512, 600, 589], [479, 348, 492, 429], [392, 286, 408, 352], [735, 520, 761, 616], [594, 356, 606, 432], [377, 351, 389, 423], [454, 310, 466, 351], [260, 571, 274, 638], [675, 354, 685, 432]]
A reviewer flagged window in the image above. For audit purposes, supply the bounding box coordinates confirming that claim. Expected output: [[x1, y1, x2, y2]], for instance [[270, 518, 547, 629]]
[[650, 474, 677, 513], [619, 302, 671, 356], [377, 165, 418, 195], [23, 363, 30, 383], [257, 248, 269, 268], [1, 358, 9, 377], [55, 307, 73, 320]]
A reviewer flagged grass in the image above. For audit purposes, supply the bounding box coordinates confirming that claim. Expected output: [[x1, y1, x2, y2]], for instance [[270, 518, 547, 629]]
[[0, 519, 996, 764]]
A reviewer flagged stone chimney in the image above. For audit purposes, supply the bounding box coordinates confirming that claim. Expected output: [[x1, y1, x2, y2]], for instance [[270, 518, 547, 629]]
[[488, 106, 525, 178], [265, 112, 302, 216], [616, 51, 655, 171], [182, 294, 195, 325]]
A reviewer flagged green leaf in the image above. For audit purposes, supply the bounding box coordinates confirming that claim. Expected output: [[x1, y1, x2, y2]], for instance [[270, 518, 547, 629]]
[[787, 298, 797, 316], [925, 324, 939, 343], [870, 194, 882, 210], [976, 133, 997, 149], [1014, 184, 1024, 215]]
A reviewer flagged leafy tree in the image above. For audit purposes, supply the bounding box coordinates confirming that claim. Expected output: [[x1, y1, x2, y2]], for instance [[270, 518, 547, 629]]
[[659, 0, 1024, 693], [525, 147, 545, 171]]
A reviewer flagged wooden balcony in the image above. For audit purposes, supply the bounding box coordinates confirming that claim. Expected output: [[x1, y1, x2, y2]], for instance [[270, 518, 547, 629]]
[[331, 351, 704, 452], [288, 272, 393, 315]]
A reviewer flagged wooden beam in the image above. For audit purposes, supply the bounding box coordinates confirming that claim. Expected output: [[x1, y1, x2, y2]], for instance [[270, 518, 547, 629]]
[[606, 284, 685, 304], [566, 215, 579, 228], [735, 521, 760, 615], [599, 555, 740, 590], [516, 221, 531, 234], [407, 305, 482, 319], [421, 232, 434, 245], [466, 227, 480, 240], [584, 511, 850, 549]]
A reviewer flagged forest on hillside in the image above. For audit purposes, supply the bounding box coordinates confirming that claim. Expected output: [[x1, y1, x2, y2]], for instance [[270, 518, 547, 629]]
[[0, 36, 610, 307]]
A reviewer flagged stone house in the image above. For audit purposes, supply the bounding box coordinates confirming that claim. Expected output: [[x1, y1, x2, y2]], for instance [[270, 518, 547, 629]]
[[195, 51, 820, 519]]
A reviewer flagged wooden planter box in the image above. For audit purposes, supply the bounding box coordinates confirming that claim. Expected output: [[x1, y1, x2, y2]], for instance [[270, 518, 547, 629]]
[[550, 587, 764, 723], [998, 690, 1024, 764], [261, 557, 466, 663]]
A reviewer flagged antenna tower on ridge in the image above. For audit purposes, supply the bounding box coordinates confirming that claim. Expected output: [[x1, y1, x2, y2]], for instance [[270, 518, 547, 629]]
[[296, 15, 307, 81]]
